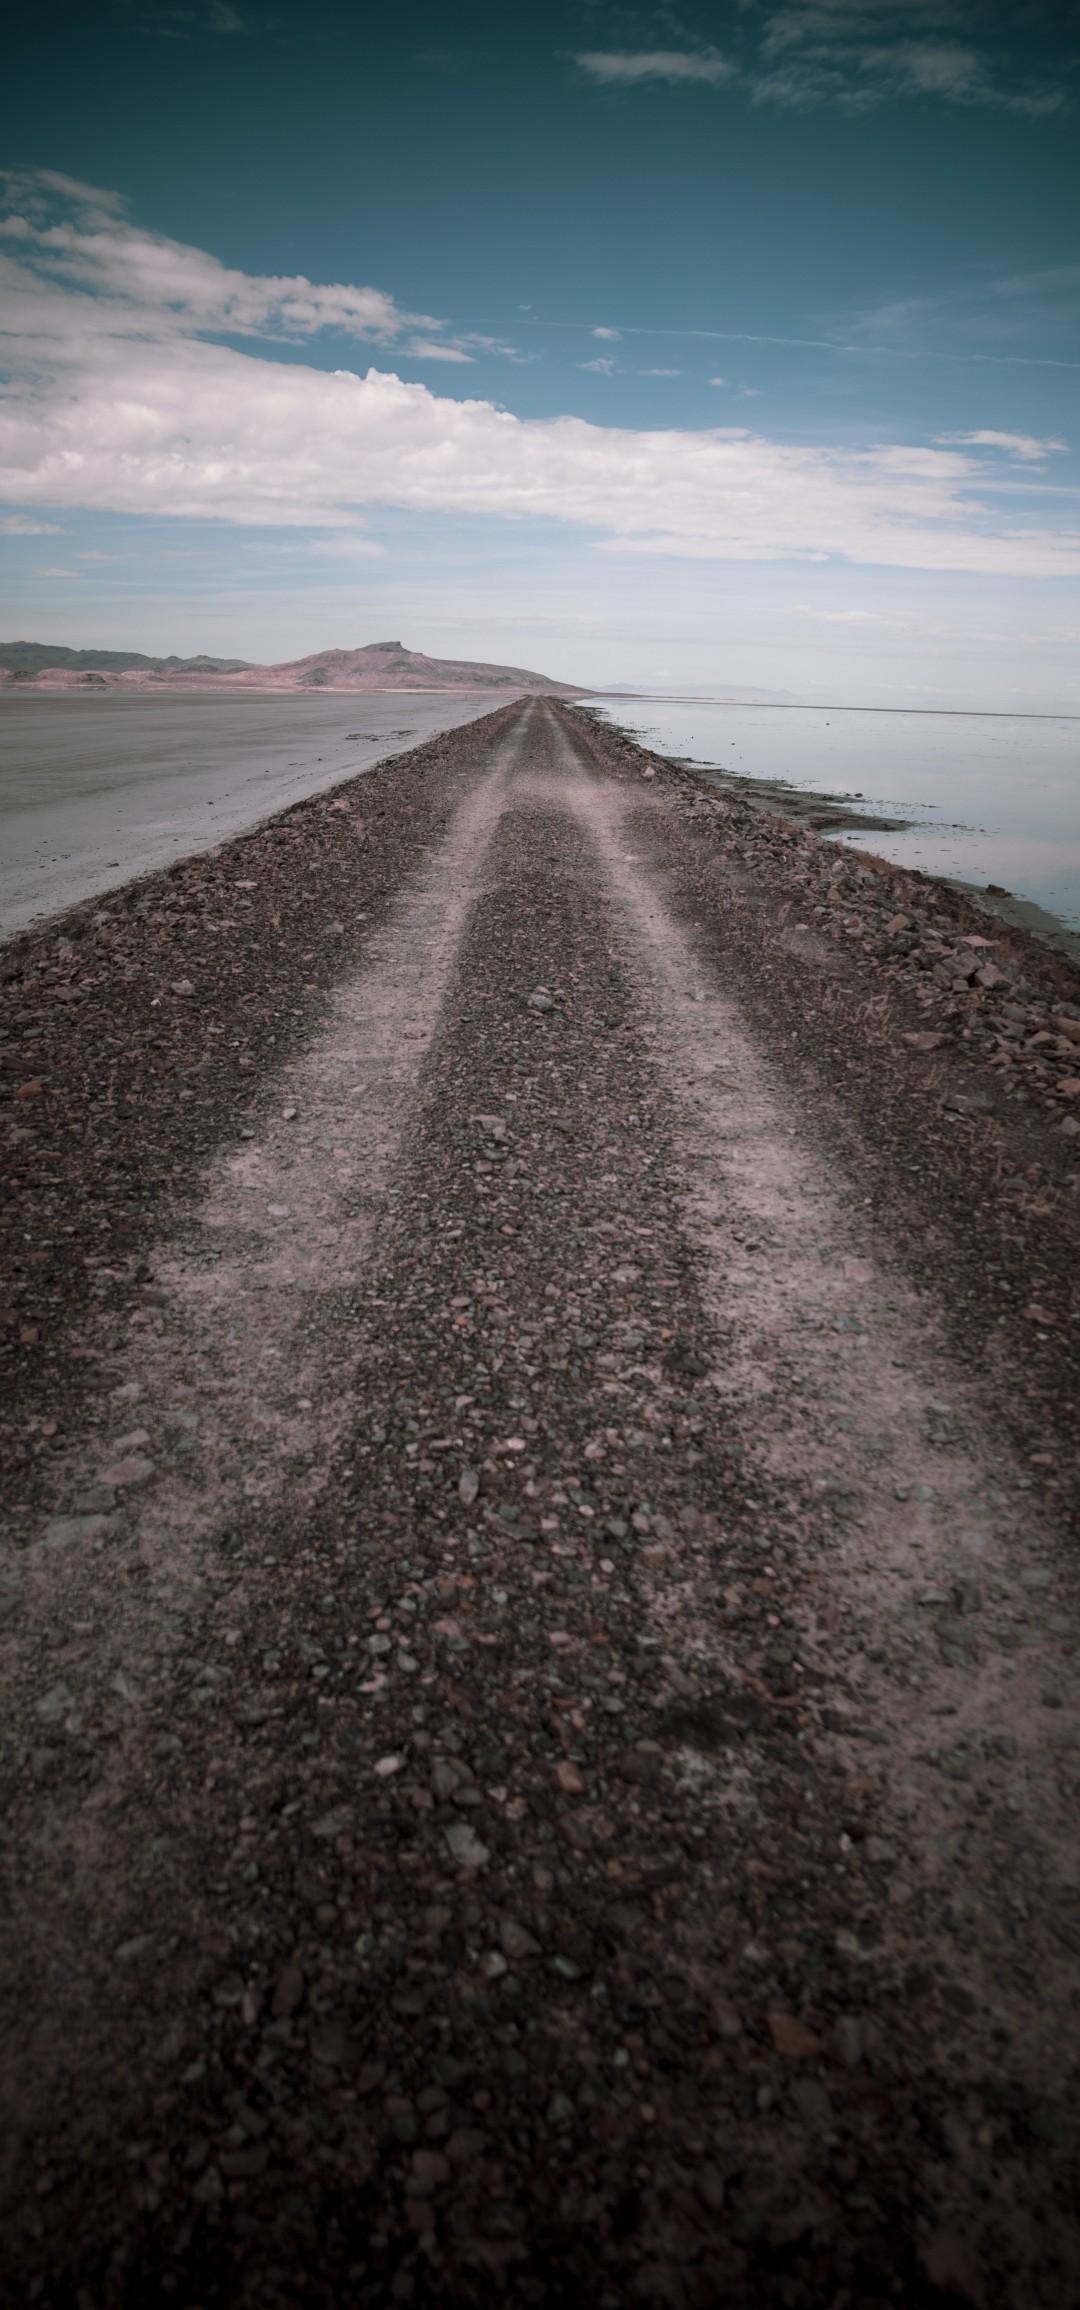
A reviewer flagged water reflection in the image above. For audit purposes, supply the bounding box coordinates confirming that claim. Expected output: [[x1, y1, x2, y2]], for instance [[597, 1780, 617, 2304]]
[[586, 697, 1080, 932]]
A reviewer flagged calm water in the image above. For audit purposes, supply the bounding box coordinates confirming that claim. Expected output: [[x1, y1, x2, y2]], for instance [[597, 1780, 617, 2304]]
[[587, 697, 1080, 933]]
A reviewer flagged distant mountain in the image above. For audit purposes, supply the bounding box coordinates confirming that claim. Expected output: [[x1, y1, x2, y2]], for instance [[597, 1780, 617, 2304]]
[[0, 641, 253, 675], [0, 638, 589, 696]]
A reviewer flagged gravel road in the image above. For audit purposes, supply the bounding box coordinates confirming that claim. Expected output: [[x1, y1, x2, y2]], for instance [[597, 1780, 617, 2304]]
[[1, 699, 1078, 2309]]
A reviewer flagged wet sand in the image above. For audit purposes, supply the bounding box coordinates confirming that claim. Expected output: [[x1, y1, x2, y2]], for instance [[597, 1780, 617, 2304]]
[[0, 690, 514, 939]]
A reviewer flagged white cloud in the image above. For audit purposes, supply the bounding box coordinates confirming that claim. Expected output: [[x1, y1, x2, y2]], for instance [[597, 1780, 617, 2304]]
[[308, 535, 384, 559], [406, 340, 474, 364], [936, 430, 1068, 462], [755, 8, 1070, 115], [570, 7, 1070, 116], [641, 367, 682, 377], [0, 512, 62, 533], [708, 375, 729, 387], [574, 49, 735, 87], [0, 175, 526, 367], [142, 3, 277, 37], [2, 180, 1078, 580], [592, 326, 621, 341], [0, 170, 524, 364], [797, 604, 872, 621], [35, 565, 81, 577], [580, 356, 618, 374]]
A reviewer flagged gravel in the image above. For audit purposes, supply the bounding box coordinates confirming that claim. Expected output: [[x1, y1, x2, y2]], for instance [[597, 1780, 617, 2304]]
[[0, 698, 1077, 2309]]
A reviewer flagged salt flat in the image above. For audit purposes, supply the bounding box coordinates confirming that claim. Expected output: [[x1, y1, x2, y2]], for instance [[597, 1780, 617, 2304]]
[[0, 689, 506, 937]]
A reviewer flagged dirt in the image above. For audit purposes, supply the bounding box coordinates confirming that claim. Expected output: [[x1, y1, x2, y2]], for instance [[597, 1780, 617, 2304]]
[[0, 699, 1078, 2310]]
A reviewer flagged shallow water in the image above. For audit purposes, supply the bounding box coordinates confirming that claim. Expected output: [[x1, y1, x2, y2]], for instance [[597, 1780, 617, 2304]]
[[587, 697, 1080, 932], [0, 690, 506, 937]]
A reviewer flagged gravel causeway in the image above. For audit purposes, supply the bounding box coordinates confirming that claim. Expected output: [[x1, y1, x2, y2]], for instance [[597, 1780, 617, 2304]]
[[1, 699, 1078, 2309]]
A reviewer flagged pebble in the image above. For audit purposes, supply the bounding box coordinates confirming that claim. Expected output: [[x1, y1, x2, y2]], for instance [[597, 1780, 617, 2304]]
[[41, 1514, 112, 1550], [35, 1682, 74, 1722], [99, 1456, 156, 1489], [443, 1822, 491, 1870]]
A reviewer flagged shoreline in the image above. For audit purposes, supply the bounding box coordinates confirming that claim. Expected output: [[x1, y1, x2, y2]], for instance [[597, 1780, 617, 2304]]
[[574, 707, 1080, 964]]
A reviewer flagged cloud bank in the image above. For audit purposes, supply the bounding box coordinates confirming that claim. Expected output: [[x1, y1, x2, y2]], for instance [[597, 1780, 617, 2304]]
[[1, 175, 1077, 579], [574, 1, 1072, 116]]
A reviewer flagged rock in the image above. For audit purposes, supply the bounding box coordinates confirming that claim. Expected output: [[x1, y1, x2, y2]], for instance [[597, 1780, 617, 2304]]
[[409, 2149, 450, 2195], [498, 1916, 541, 1960], [373, 1754, 405, 1778], [100, 1455, 155, 1489], [310, 2017, 364, 2070], [219, 2144, 269, 2180], [555, 1759, 585, 1796], [35, 1681, 74, 1722], [1057, 1015, 1080, 1045], [271, 1962, 305, 2019], [696, 2165, 727, 2214], [70, 1487, 115, 1524], [790, 2076, 832, 2126], [901, 1031, 946, 1052], [525, 990, 555, 1013], [917, 2228, 984, 2304], [191, 2164, 223, 2207], [115, 1935, 154, 1964], [170, 979, 195, 997], [941, 1090, 988, 1116], [1055, 1076, 1080, 1098], [458, 1467, 480, 1506], [831, 2016, 863, 2069], [767, 2011, 821, 2059], [41, 1514, 111, 1551], [443, 1822, 490, 1870], [312, 1807, 353, 1838]]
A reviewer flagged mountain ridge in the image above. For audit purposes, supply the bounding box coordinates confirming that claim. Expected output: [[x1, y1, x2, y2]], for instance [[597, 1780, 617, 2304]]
[[0, 639, 589, 696]]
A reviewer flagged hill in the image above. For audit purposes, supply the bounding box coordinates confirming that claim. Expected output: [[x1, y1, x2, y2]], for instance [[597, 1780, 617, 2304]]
[[0, 639, 589, 696], [0, 642, 253, 676]]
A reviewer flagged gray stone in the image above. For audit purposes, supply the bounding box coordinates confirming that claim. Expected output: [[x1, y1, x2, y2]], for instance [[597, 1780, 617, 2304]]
[[443, 1822, 490, 1870], [35, 1681, 74, 1722], [41, 1514, 112, 1551]]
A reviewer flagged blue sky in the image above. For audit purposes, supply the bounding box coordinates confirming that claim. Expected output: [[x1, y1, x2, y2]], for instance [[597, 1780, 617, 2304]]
[[1, 0, 1078, 702]]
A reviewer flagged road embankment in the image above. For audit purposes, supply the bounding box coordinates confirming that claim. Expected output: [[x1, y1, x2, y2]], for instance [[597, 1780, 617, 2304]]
[[0, 695, 1077, 2310]]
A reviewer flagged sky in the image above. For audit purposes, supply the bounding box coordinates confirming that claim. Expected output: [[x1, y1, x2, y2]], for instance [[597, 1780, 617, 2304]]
[[1, 0, 1078, 705]]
